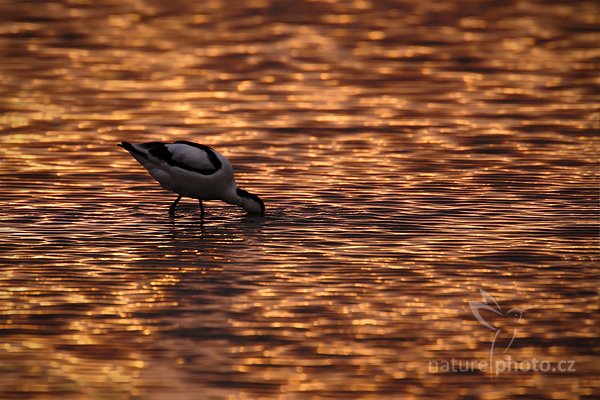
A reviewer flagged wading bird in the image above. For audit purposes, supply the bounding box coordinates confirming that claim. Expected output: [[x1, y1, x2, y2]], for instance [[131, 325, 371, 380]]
[[119, 141, 264, 217]]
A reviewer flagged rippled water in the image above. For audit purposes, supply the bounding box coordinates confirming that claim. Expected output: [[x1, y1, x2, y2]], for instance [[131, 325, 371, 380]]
[[1, 0, 599, 398]]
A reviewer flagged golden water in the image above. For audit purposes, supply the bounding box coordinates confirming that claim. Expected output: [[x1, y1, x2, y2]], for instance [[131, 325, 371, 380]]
[[1, 0, 599, 398]]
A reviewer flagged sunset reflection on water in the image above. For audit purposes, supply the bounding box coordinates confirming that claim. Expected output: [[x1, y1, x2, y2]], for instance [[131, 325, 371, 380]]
[[1, 0, 599, 398]]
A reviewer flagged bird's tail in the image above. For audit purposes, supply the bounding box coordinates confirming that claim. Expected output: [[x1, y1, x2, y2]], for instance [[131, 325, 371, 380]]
[[118, 141, 131, 150], [118, 141, 148, 159]]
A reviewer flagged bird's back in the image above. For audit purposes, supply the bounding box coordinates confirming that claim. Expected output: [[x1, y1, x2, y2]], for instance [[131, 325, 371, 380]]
[[120, 141, 236, 200]]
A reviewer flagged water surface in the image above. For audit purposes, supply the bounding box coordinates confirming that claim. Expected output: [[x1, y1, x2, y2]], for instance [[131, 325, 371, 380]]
[[1, 0, 599, 398]]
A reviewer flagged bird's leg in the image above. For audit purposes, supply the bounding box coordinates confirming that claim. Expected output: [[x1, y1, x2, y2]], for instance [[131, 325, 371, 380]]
[[198, 199, 205, 217], [169, 195, 182, 216]]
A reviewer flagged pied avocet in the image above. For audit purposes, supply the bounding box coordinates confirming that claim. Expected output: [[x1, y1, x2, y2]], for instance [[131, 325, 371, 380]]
[[119, 141, 264, 216]]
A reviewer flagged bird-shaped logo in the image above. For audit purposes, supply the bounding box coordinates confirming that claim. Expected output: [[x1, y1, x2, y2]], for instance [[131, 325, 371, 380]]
[[469, 289, 529, 376]]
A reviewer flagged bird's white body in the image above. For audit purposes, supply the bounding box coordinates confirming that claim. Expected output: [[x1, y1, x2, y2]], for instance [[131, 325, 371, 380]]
[[119, 141, 264, 215], [128, 142, 236, 201]]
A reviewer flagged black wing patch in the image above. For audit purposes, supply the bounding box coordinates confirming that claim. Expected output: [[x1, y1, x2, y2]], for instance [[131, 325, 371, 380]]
[[147, 142, 172, 160], [142, 141, 220, 175]]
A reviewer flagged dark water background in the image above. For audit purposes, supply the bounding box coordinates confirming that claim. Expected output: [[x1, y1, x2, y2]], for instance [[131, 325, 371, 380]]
[[0, 0, 599, 398]]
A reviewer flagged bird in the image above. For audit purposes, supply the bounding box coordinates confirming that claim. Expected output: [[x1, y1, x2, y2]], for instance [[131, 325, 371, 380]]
[[118, 140, 264, 217]]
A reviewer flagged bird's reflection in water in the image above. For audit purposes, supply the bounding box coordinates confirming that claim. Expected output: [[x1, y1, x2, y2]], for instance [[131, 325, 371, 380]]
[[165, 206, 267, 257]]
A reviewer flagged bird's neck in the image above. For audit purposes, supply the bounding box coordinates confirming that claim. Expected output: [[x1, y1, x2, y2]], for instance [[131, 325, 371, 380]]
[[222, 187, 243, 206]]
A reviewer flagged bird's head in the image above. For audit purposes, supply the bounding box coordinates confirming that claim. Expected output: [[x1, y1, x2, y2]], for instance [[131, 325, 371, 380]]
[[236, 188, 265, 215]]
